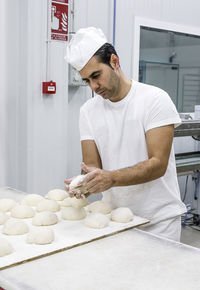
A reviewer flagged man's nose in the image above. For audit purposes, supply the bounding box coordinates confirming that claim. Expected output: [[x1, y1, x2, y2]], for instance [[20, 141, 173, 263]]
[[89, 80, 100, 91]]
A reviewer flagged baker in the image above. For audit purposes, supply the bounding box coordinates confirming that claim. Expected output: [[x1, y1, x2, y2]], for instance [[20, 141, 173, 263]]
[[64, 27, 186, 241]]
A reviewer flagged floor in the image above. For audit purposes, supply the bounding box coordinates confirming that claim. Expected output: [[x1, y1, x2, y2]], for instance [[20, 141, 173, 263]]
[[181, 225, 200, 248]]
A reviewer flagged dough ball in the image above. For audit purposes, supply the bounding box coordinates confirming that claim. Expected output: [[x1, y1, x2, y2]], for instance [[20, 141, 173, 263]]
[[0, 237, 13, 257], [69, 175, 85, 190], [88, 201, 111, 215], [60, 197, 73, 207], [111, 207, 134, 223], [61, 207, 86, 220], [0, 212, 9, 225], [0, 198, 17, 212], [36, 199, 60, 212], [26, 228, 54, 245], [45, 189, 68, 201], [84, 212, 110, 229], [71, 197, 88, 208], [61, 197, 88, 208], [11, 205, 35, 219], [2, 219, 29, 235], [32, 211, 58, 226], [21, 194, 44, 206]]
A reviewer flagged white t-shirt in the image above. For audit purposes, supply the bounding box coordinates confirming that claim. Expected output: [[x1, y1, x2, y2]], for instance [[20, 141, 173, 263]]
[[79, 80, 186, 224]]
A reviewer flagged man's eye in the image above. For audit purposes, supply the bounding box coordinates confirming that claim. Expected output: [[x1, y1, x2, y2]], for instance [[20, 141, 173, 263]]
[[93, 74, 100, 79]]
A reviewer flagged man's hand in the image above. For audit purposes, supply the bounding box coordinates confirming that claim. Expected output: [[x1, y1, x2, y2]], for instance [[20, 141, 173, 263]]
[[64, 175, 88, 199], [64, 177, 74, 192], [80, 162, 114, 196], [64, 162, 114, 199]]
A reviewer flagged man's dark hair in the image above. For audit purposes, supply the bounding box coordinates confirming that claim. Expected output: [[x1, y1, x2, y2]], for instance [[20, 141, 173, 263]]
[[93, 43, 118, 68]]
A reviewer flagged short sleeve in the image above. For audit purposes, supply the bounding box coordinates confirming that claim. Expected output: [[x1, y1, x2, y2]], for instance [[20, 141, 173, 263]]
[[144, 91, 181, 132], [79, 106, 94, 141]]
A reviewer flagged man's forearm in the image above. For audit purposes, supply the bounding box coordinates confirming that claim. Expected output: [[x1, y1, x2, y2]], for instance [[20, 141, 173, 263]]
[[78, 158, 168, 196], [110, 157, 167, 187]]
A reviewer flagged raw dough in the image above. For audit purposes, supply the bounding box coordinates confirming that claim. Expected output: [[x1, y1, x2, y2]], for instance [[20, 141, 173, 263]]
[[0, 212, 9, 225], [36, 199, 60, 212], [111, 207, 134, 223], [11, 205, 35, 218], [88, 200, 111, 214], [2, 219, 29, 235], [26, 228, 54, 245], [61, 207, 86, 220], [84, 212, 110, 229], [21, 194, 44, 206], [71, 197, 88, 208], [0, 198, 17, 212], [61, 197, 88, 208], [60, 197, 72, 207], [32, 211, 58, 226], [69, 175, 85, 190], [45, 189, 68, 201], [0, 238, 13, 257]]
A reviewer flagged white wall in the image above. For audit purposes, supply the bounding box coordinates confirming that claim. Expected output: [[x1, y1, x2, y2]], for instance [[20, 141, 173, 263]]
[[0, 0, 8, 187], [24, 0, 69, 195], [1, 0, 68, 194]]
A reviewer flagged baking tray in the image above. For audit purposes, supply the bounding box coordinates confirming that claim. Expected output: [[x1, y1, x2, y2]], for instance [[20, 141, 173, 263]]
[[0, 187, 149, 270]]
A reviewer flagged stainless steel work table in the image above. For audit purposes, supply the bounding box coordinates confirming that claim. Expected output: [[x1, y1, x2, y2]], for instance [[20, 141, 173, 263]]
[[0, 227, 200, 290]]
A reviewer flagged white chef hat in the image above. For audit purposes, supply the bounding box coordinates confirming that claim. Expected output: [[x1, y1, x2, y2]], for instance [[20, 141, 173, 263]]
[[65, 27, 107, 71]]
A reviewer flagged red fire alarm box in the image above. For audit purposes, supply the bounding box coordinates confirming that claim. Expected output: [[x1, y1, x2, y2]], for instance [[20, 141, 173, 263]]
[[42, 81, 56, 94]]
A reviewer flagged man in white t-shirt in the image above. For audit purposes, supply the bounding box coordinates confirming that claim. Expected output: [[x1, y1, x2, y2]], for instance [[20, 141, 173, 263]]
[[65, 27, 186, 241]]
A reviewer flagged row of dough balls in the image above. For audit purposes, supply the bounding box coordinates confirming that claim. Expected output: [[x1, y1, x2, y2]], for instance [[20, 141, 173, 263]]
[[62, 202, 134, 228], [0, 225, 54, 257], [0, 191, 88, 213], [0, 199, 133, 222], [0, 197, 134, 224], [2, 219, 54, 242], [0, 189, 109, 219], [0, 204, 133, 227]]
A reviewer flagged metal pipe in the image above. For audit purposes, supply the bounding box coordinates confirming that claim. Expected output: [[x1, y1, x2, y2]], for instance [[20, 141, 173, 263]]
[[113, 0, 116, 47]]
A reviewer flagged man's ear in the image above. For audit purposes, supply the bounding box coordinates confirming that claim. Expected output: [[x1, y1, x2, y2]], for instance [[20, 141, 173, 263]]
[[110, 54, 120, 70]]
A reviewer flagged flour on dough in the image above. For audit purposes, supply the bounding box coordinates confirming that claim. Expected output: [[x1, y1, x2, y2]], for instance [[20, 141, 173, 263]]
[[32, 211, 58, 226], [2, 219, 29, 235], [61, 207, 86, 220], [111, 207, 134, 223], [60, 197, 72, 207], [84, 212, 110, 229], [0, 237, 13, 257], [61, 196, 88, 208], [71, 197, 88, 208], [0, 212, 9, 225], [26, 227, 54, 245], [45, 189, 68, 201], [36, 199, 60, 212], [88, 200, 111, 214], [11, 205, 35, 219], [0, 198, 17, 212], [69, 175, 85, 190], [21, 194, 44, 206]]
